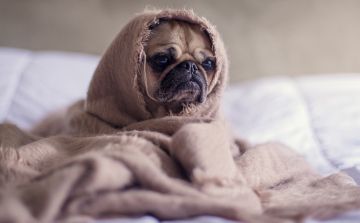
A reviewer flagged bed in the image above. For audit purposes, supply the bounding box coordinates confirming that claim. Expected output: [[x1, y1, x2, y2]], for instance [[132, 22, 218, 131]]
[[1, 47, 360, 223]]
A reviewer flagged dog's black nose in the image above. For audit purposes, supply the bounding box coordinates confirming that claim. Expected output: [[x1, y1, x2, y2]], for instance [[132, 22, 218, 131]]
[[179, 60, 198, 72]]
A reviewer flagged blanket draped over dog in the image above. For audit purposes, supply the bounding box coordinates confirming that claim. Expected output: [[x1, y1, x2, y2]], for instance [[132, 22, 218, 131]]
[[1, 9, 360, 223]]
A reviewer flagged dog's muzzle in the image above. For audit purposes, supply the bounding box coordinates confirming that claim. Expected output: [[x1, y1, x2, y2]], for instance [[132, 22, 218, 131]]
[[156, 60, 207, 103]]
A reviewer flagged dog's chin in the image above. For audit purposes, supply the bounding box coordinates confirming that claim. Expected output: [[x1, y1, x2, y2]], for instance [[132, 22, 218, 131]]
[[167, 80, 202, 103]]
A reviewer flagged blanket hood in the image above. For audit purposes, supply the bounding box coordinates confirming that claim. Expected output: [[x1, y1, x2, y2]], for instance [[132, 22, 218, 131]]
[[85, 9, 229, 128]]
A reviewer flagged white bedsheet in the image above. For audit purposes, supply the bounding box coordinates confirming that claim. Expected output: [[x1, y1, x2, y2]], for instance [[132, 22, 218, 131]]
[[223, 74, 360, 180], [1, 47, 360, 223]]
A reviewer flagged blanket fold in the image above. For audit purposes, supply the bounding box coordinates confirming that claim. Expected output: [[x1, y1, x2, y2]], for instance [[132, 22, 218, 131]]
[[1, 8, 360, 223]]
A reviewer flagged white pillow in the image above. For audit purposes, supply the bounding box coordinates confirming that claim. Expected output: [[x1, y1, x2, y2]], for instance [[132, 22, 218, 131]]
[[0, 47, 99, 129]]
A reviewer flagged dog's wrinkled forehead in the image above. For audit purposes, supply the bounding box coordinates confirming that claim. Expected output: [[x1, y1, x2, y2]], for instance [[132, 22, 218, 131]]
[[145, 19, 213, 62]]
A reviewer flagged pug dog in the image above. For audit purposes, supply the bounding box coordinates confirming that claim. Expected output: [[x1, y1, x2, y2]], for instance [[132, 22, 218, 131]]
[[142, 20, 216, 117]]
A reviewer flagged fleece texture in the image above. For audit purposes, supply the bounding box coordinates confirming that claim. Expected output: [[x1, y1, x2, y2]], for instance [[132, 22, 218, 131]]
[[1, 9, 360, 223]]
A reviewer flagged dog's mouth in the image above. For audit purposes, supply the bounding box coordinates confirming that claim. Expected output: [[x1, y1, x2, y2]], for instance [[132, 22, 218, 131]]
[[156, 61, 207, 104], [171, 79, 204, 102]]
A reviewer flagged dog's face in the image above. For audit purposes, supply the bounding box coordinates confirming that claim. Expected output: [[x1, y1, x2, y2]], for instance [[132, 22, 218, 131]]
[[143, 20, 216, 116]]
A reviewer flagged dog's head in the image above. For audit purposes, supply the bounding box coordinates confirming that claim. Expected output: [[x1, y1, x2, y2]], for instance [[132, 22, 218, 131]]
[[86, 10, 228, 128], [142, 20, 216, 116]]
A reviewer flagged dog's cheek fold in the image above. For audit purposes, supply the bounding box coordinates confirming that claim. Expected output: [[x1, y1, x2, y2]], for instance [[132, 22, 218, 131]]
[[199, 92, 206, 103], [199, 80, 207, 103]]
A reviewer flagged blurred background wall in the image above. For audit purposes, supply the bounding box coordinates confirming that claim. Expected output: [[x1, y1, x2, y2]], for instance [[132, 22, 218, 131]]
[[1, 0, 360, 83]]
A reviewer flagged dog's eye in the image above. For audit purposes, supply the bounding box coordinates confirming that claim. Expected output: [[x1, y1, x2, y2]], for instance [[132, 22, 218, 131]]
[[201, 59, 214, 72], [149, 55, 173, 73], [154, 56, 169, 67]]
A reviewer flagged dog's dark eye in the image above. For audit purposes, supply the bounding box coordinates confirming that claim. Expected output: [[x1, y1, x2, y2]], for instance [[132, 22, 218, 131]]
[[154, 56, 170, 67], [201, 59, 214, 72], [149, 54, 173, 73]]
